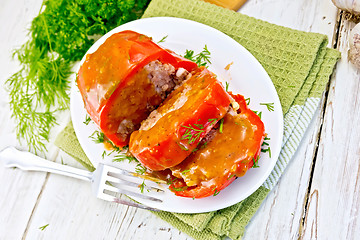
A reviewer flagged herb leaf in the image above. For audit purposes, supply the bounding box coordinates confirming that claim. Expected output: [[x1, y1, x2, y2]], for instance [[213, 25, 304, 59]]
[[252, 156, 260, 168], [89, 131, 105, 143], [135, 163, 147, 175], [39, 224, 49, 231], [83, 115, 91, 125], [219, 119, 224, 133], [6, 0, 150, 153], [183, 45, 211, 67], [181, 124, 205, 144], [225, 82, 229, 92], [260, 102, 275, 112], [157, 35, 168, 43]]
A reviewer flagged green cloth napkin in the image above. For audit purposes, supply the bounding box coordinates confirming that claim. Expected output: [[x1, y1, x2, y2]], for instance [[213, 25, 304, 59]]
[[55, 0, 340, 239]]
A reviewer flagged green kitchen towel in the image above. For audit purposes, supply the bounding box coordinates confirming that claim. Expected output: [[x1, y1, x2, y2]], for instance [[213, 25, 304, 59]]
[[55, 0, 340, 239]]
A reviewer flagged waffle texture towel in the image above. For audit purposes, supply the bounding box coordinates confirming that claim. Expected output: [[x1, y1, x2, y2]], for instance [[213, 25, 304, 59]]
[[55, 0, 340, 239]]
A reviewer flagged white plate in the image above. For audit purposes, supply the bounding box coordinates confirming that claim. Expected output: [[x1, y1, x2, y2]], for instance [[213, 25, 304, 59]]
[[71, 17, 283, 213]]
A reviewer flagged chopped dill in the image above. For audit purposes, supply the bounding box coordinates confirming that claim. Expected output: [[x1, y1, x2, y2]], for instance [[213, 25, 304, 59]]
[[219, 119, 224, 133], [166, 177, 178, 185], [227, 174, 237, 180], [225, 82, 230, 92], [181, 124, 205, 144], [253, 111, 262, 119], [183, 45, 211, 67], [135, 163, 147, 175], [261, 135, 271, 157], [252, 156, 260, 168], [193, 123, 204, 129], [260, 102, 275, 112], [39, 224, 49, 231], [171, 186, 188, 192], [208, 118, 217, 125], [139, 180, 146, 193], [261, 147, 272, 158], [89, 131, 105, 143], [181, 169, 191, 174], [157, 35, 168, 43], [113, 154, 138, 163], [83, 115, 91, 125], [213, 189, 220, 196]]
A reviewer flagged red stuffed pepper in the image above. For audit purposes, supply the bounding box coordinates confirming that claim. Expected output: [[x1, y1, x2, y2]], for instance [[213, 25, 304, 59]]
[[129, 67, 232, 171], [169, 94, 265, 198], [77, 30, 197, 147]]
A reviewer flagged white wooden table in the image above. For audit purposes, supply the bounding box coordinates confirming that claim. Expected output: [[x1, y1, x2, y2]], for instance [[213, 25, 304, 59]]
[[1, 0, 359, 239]]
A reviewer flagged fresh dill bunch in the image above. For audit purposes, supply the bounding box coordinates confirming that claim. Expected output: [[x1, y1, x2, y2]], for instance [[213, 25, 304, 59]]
[[6, 0, 150, 153], [5, 39, 71, 154]]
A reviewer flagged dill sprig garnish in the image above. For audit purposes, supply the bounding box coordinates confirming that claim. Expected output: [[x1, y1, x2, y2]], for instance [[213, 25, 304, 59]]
[[260, 102, 275, 112], [213, 189, 220, 196], [139, 180, 148, 193], [253, 111, 262, 119], [261, 136, 271, 157], [83, 115, 91, 125], [181, 124, 205, 144], [252, 156, 260, 168], [89, 130, 105, 143], [135, 163, 147, 175], [208, 118, 217, 126], [157, 35, 168, 43], [183, 45, 212, 67], [171, 186, 188, 192], [225, 82, 230, 92], [112, 154, 138, 163], [39, 224, 49, 231], [181, 169, 191, 175], [219, 119, 224, 133]]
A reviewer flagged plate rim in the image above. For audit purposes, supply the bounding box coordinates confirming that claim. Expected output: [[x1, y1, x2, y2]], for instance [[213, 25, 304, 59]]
[[71, 16, 284, 213]]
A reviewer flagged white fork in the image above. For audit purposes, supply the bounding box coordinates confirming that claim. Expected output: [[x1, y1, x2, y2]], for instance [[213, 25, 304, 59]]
[[0, 147, 164, 211]]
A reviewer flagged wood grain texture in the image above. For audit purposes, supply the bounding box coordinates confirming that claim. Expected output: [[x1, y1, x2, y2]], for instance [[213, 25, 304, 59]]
[[301, 14, 360, 239], [239, 1, 339, 239]]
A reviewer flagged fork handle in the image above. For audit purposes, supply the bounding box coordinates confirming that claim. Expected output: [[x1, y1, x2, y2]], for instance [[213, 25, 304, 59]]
[[0, 147, 92, 182]]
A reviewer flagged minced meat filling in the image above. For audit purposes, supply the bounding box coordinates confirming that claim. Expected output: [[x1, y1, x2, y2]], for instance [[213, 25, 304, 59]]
[[144, 60, 190, 99], [115, 60, 190, 139]]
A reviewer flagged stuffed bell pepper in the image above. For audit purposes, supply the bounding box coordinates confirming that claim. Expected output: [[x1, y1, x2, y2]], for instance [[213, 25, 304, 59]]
[[169, 94, 265, 198], [129, 67, 232, 171], [77, 30, 197, 147]]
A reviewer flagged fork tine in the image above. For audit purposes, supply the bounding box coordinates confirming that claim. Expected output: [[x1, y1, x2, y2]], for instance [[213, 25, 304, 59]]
[[98, 193, 160, 211], [103, 184, 163, 202], [104, 165, 167, 184], [106, 175, 165, 193]]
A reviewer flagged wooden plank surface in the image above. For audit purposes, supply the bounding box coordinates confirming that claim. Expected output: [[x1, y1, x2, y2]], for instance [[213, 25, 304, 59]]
[[301, 14, 360, 239], [0, 0, 356, 239], [240, 1, 339, 239]]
